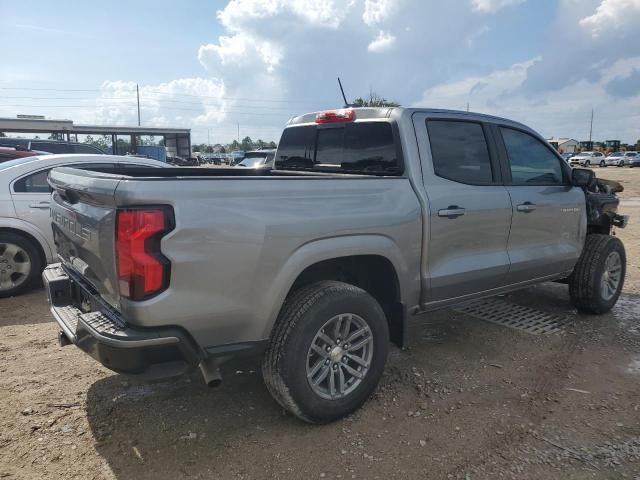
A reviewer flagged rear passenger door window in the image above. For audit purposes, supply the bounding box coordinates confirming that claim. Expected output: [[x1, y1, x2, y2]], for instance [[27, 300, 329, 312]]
[[426, 120, 493, 184], [500, 128, 564, 185]]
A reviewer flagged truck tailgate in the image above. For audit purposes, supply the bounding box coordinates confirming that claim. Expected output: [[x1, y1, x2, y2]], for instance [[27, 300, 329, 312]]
[[48, 167, 123, 308]]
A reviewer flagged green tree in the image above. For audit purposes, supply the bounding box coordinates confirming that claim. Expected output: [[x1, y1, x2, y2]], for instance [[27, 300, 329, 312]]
[[352, 92, 400, 107], [240, 136, 253, 151], [228, 140, 241, 151], [268, 141, 277, 149]]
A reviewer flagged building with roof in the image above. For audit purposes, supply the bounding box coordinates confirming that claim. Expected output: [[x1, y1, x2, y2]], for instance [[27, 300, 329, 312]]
[[547, 137, 579, 154]]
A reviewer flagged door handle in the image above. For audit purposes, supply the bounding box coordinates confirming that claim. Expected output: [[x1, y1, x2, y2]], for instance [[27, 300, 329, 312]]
[[438, 205, 466, 219], [29, 202, 50, 209], [516, 202, 536, 213]]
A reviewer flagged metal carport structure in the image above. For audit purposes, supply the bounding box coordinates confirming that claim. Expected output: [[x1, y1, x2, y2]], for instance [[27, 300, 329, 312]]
[[0, 117, 191, 157]]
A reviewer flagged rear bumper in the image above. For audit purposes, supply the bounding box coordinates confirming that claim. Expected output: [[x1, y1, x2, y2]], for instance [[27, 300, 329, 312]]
[[43, 263, 202, 378]]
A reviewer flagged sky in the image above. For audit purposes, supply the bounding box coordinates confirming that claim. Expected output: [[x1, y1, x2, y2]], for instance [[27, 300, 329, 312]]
[[1, 0, 640, 145]]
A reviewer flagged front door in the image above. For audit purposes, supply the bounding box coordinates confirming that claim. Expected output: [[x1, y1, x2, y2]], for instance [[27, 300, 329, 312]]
[[496, 126, 585, 284], [413, 114, 513, 304]]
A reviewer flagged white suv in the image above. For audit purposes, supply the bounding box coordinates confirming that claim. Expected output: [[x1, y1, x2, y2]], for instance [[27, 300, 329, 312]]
[[569, 151, 604, 167]]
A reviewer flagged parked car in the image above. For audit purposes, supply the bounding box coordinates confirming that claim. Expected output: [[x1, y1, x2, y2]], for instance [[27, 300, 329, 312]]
[[234, 149, 276, 168], [627, 152, 640, 168], [0, 138, 105, 155], [560, 152, 574, 163], [622, 151, 638, 166], [44, 107, 628, 424], [603, 152, 627, 167], [0, 146, 50, 163], [569, 151, 605, 167], [0, 154, 168, 297]]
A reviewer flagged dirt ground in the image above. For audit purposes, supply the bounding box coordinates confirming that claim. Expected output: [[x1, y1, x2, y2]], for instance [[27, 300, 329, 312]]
[[1, 167, 639, 480]]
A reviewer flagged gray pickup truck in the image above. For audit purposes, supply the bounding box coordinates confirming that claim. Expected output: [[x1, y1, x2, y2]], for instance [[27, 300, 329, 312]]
[[44, 107, 628, 423]]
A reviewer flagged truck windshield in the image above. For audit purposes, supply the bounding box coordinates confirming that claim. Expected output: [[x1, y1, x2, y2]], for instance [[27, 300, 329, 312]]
[[275, 122, 402, 175]]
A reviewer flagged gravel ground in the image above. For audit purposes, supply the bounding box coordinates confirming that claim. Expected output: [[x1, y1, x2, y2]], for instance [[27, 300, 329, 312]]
[[1, 167, 639, 480]]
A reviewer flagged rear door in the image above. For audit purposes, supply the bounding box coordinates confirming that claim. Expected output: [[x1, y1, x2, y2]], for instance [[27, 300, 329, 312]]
[[413, 114, 513, 304], [495, 126, 584, 283]]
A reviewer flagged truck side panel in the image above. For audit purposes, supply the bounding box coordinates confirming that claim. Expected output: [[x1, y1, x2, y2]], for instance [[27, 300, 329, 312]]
[[113, 177, 423, 349]]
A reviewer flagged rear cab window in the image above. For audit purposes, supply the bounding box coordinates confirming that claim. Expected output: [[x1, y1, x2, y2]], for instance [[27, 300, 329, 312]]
[[426, 120, 495, 185], [275, 121, 402, 175]]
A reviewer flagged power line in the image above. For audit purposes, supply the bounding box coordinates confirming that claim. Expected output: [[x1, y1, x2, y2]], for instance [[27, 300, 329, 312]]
[[0, 86, 317, 104], [1, 104, 291, 116], [0, 95, 309, 112]]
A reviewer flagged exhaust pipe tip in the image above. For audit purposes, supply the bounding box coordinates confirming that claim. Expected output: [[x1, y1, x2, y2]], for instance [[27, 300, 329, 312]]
[[207, 376, 222, 388], [199, 358, 223, 387]]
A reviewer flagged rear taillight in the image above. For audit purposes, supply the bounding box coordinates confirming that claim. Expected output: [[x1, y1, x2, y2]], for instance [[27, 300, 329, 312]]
[[315, 109, 355, 124], [116, 208, 172, 300]]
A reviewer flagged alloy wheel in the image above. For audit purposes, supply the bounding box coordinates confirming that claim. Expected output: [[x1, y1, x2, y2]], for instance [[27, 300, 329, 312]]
[[0, 242, 32, 292], [306, 313, 374, 400], [600, 251, 622, 301]]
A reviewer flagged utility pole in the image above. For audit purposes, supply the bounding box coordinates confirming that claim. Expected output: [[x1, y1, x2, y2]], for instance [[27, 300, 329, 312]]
[[136, 84, 141, 127], [466, 102, 469, 112], [237, 123, 240, 143], [588, 108, 594, 143], [207, 129, 211, 153]]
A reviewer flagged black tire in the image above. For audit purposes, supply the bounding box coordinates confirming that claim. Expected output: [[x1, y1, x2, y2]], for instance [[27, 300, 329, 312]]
[[599, 160, 605, 167], [619, 160, 625, 167], [585, 160, 590, 167], [569, 234, 626, 314], [263, 281, 389, 424], [0, 232, 42, 298]]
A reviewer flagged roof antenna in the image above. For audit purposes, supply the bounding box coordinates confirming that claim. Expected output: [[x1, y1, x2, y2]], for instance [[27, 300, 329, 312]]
[[337, 77, 352, 108]]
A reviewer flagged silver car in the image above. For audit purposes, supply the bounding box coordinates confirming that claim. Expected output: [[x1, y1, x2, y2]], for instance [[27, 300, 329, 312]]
[[0, 154, 168, 297], [622, 151, 638, 166], [604, 152, 627, 167]]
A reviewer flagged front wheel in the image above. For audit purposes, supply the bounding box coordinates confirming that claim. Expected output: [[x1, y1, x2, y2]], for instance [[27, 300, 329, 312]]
[[600, 160, 606, 167], [569, 234, 626, 314], [263, 281, 389, 423]]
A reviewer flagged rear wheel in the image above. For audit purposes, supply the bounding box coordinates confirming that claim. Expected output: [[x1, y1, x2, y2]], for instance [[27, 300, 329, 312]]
[[585, 160, 591, 167], [599, 160, 606, 167], [619, 160, 625, 167], [0, 233, 42, 298], [569, 234, 625, 314], [263, 281, 389, 423]]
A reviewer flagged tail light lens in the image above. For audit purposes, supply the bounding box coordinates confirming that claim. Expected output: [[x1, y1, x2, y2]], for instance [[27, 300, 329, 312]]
[[315, 109, 355, 124], [116, 208, 172, 300]]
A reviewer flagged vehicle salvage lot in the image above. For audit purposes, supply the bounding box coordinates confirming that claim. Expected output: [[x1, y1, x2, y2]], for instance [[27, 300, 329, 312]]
[[1, 168, 639, 480]]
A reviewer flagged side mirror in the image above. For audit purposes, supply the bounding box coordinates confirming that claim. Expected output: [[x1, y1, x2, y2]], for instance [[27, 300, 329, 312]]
[[571, 168, 594, 187]]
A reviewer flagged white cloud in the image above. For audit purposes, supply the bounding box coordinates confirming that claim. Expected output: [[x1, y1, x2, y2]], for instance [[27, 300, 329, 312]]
[[367, 30, 397, 52], [466, 24, 490, 47], [580, 0, 640, 37], [363, 0, 398, 26], [198, 34, 282, 73], [95, 78, 228, 128], [471, 0, 525, 13], [415, 56, 640, 142]]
